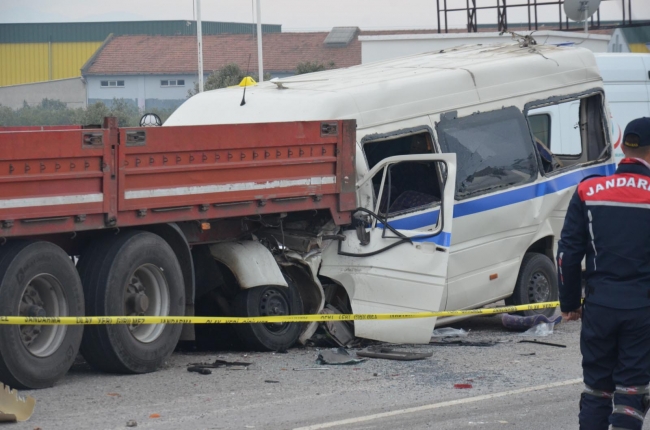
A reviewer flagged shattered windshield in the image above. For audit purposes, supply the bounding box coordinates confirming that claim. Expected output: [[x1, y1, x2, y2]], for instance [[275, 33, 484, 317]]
[[436, 107, 538, 199]]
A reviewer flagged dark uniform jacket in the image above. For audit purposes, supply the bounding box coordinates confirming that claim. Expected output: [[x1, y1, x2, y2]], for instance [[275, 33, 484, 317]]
[[557, 158, 650, 312]]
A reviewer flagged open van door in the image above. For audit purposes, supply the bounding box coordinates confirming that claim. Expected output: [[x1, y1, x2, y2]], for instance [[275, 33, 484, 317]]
[[320, 153, 456, 343]]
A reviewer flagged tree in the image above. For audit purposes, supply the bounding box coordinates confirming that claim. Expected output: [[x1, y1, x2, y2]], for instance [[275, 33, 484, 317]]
[[296, 61, 336, 75], [187, 63, 272, 97]]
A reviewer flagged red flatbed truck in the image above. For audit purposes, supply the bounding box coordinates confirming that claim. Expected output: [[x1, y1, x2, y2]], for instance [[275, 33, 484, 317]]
[[0, 117, 356, 389]]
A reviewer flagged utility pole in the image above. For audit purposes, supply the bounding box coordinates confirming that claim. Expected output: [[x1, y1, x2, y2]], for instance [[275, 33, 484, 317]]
[[256, 0, 264, 82], [196, 0, 204, 92]]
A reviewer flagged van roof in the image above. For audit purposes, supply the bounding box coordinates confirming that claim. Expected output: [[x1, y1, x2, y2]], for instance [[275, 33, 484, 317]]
[[166, 43, 601, 129]]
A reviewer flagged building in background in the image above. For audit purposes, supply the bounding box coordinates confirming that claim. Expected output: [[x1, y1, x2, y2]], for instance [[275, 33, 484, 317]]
[[82, 28, 361, 111], [0, 21, 282, 87], [609, 25, 650, 53]]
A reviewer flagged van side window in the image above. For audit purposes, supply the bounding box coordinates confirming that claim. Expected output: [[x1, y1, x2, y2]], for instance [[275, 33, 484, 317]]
[[363, 131, 442, 216], [436, 106, 538, 200], [526, 93, 608, 173], [529, 114, 551, 148]]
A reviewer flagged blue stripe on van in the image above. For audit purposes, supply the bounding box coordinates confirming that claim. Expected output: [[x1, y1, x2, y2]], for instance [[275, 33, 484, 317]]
[[381, 163, 615, 233], [453, 163, 615, 217]]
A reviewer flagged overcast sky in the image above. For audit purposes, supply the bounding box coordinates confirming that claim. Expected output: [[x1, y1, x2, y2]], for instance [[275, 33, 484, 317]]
[[1, 0, 648, 31]]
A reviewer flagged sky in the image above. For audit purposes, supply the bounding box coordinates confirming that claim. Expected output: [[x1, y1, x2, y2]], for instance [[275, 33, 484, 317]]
[[1, 0, 648, 31]]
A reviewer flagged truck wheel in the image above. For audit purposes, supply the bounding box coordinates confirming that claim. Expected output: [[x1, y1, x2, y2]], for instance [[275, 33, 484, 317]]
[[232, 276, 304, 351], [78, 231, 184, 374], [505, 253, 558, 317], [0, 241, 84, 389]]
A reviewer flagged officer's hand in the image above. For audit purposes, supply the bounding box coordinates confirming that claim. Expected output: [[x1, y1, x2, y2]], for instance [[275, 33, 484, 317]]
[[562, 309, 582, 321]]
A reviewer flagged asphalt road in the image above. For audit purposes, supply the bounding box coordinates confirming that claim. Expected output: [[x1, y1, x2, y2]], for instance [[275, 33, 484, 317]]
[[8, 315, 650, 430]]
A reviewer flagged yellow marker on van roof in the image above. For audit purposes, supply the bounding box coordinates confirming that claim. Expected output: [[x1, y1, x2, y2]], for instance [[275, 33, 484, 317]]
[[239, 76, 257, 87]]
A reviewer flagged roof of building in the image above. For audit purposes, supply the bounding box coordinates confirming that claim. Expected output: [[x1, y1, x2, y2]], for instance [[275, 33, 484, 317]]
[[0, 21, 281, 44], [82, 31, 363, 75]]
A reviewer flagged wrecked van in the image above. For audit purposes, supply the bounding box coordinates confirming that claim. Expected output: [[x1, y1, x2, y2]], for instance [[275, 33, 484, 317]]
[[167, 43, 615, 344]]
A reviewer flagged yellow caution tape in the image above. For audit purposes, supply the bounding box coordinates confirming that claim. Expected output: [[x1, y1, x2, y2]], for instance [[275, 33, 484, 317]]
[[0, 301, 559, 325]]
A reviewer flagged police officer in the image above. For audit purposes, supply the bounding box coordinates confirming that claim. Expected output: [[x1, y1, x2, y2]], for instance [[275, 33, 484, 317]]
[[557, 117, 650, 430]]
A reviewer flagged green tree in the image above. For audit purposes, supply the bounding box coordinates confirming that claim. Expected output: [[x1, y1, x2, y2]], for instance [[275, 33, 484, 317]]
[[0, 98, 179, 128], [296, 61, 336, 75], [187, 63, 271, 97]]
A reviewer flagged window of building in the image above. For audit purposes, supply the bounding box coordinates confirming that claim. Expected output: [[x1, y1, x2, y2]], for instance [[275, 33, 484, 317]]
[[100, 80, 124, 88], [161, 79, 185, 87], [363, 129, 442, 216], [436, 106, 538, 200]]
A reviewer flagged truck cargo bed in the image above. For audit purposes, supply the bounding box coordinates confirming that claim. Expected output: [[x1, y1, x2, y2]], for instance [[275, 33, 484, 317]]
[[0, 118, 356, 239]]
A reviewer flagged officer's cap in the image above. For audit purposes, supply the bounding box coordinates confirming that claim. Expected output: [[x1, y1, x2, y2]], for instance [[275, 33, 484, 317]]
[[623, 117, 650, 148]]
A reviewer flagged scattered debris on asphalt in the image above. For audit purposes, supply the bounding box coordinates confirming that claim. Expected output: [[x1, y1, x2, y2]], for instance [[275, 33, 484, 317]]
[[264, 380, 280, 384], [126, 420, 138, 427], [431, 327, 469, 338], [357, 347, 433, 361], [187, 366, 212, 375], [454, 383, 473, 389], [187, 358, 253, 374], [0, 383, 36, 422], [518, 339, 566, 348], [430, 340, 496, 347], [519, 352, 536, 356], [316, 348, 366, 365], [320, 306, 355, 347], [519, 322, 555, 337], [149, 413, 161, 419]]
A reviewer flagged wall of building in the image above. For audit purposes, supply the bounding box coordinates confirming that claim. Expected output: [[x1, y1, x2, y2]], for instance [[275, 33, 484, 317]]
[[87, 74, 199, 111], [609, 29, 632, 53], [0, 42, 102, 86], [0, 77, 86, 109], [360, 31, 611, 64], [0, 21, 282, 87]]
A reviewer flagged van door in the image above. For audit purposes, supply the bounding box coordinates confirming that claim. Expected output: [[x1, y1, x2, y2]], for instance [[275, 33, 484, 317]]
[[320, 153, 456, 344]]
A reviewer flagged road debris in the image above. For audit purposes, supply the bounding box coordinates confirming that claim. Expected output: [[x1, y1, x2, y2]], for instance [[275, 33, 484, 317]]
[[357, 347, 433, 361], [0, 383, 36, 422], [187, 358, 252, 374], [519, 322, 555, 337], [454, 383, 473, 389], [320, 306, 355, 347], [149, 413, 160, 419], [316, 348, 366, 365], [187, 366, 212, 375], [264, 380, 280, 384], [126, 420, 138, 427], [430, 340, 496, 347], [518, 339, 566, 348], [431, 327, 469, 338]]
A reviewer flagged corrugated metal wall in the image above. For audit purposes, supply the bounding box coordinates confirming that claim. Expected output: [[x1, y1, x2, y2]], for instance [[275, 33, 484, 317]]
[[0, 42, 101, 86], [0, 21, 282, 87]]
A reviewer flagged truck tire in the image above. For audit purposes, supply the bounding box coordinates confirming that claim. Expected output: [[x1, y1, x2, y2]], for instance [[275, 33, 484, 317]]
[[78, 231, 184, 374], [0, 241, 84, 389], [232, 276, 304, 351], [505, 253, 558, 317]]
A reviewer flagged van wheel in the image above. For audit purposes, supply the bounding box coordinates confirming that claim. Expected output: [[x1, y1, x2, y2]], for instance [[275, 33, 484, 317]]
[[0, 241, 84, 389], [232, 276, 304, 351], [505, 253, 558, 317], [78, 231, 184, 374]]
